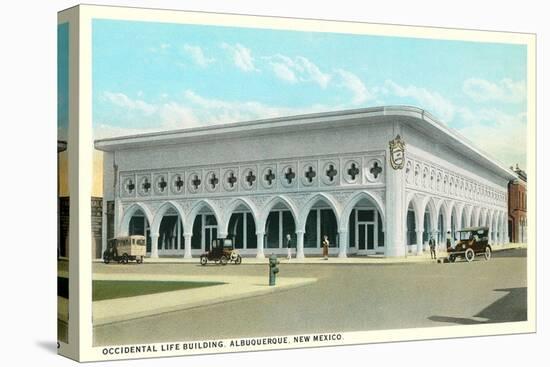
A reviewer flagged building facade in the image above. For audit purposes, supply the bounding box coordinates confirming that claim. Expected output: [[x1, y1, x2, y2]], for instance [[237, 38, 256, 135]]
[[508, 165, 527, 243], [95, 106, 515, 258]]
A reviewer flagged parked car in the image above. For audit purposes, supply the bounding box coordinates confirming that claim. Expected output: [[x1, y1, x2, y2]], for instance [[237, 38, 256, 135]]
[[103, 235, 146, 264], [200, 238, 242, 265], [447, 227, 491, 263]]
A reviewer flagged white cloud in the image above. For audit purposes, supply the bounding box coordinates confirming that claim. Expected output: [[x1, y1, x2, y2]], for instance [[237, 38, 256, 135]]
[[96, 89, 333, 139], [296, 56, 330, 89], [456, 108, 527, 168], [183, 44, 214, 67], [183, 90, 330, 124], [463, 78, 526, 103], [102, 91, 157, 115], [334, 69, 372, 104], [221, 43, 258, 72], [266, 54, 330, 88], [384, 80, 456, 121]]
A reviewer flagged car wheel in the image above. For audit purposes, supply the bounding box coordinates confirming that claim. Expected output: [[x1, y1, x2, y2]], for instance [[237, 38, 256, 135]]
[[449, 255, 455, 263], [103, 257, 110, 264], [220, 256, 228, 265], [122, 253, 129, 264], [234, 255, 242, 265], [484, 246, 492, 261], [465, 248, 475, 263], [200, 256, 207, 266]]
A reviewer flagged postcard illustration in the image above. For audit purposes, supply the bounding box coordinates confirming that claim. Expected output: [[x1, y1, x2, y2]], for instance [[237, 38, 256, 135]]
[[57, 5, 534, 361]]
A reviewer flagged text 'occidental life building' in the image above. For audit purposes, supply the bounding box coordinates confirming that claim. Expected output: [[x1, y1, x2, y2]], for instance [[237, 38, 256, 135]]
[[95, 106, 516, 259]]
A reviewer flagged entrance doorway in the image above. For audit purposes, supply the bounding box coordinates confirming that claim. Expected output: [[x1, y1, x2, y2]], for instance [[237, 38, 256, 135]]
[[355, 209, 380, 254]]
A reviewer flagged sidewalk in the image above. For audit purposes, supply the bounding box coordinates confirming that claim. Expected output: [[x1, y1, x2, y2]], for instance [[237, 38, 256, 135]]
[[93, 273, 317, 326], [92, 243, 526, 266]]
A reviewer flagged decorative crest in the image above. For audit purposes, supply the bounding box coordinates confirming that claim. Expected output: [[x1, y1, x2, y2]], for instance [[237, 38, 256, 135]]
[[389, 134, 405, 170]]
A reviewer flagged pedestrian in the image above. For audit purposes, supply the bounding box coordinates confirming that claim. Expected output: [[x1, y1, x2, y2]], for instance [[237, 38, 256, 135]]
[[429, 235, 436, 259], [286, 233, 292, 260], [322, 235, 329, 260], [446, 230, 452, 250]]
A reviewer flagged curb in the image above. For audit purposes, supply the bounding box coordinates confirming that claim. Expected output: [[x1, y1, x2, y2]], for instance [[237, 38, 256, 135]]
[[93, 278, 317, 326]]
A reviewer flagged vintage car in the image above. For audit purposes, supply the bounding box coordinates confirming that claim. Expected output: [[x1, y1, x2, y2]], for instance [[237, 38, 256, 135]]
[[200, 238, 242, 266], [447, 227, 492, 263], [103, 235, 147, 264]]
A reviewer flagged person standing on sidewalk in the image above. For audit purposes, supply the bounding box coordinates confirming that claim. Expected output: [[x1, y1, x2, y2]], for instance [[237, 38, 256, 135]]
[[429, 235, 436, 259], [286, 233, 292, 260], [322, 235, 329, 260]]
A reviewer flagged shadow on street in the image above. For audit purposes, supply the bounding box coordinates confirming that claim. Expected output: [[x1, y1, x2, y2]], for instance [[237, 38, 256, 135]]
[[428, 287, 527, 325]]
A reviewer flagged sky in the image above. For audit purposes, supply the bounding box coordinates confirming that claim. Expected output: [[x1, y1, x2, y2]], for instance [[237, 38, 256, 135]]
[[92, 19, 528, 169], [58, 22, 69, 142]]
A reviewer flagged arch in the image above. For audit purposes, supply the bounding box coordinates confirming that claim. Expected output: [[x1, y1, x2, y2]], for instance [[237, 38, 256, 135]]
[[119, 202, 153, 236], [471, 206, 481, 227], [259, 195, 299, 233], [404, 192, 423, 229], [405, 195, 420, 247], [299, 193, 341, 232], [220, 197, 260, 235], [424, 197, 439, 231], [150, 201, 186, 236], [461, 204, 471, 229], [487, 209, 496, 243], [479, 208, 488, 226], [185, 199, 223, 233], [421, 196, 438, 246], [433, 199, 447, 246], [340, 190, 386, 232]]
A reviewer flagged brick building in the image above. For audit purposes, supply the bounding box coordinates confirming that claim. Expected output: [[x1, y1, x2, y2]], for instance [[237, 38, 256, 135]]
[[508, 164, 527, 243]]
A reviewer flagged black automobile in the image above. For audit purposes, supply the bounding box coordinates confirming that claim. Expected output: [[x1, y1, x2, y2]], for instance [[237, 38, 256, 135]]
[[200, 238, 242, 265], [447, 227, 492, 263]]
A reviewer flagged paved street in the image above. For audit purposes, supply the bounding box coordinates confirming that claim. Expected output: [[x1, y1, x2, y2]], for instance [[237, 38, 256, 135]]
[[93, 249, 527, 346]]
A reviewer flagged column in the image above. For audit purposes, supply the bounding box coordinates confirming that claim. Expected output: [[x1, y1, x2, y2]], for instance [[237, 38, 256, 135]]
[[296, 230, 305, 259], [150, 232, 159, 258], [385, 130, 406, 257], [184, 233, 192, 259], [338, 230, 348, 258], [416, 230, 423, 255], [177, 219, 181, 252], [256, 231, 265, 258]]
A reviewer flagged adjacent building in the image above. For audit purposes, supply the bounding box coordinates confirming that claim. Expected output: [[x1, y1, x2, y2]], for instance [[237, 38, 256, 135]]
[[95, 106, 515, 258], [508, 164, 527, 243]]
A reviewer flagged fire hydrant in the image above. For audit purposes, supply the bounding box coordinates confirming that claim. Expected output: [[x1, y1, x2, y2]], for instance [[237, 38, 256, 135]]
[[269, 254, 280, 286]]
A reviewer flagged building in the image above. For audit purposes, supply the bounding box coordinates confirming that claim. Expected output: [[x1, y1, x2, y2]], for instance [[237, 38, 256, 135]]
[[95, 106, 515, 258], [508, 164, 527, 243], [59, 196, 104, 258]]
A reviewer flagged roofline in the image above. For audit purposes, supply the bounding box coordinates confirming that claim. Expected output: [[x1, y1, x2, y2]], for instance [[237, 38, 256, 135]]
[[94, 105, 517, 180]]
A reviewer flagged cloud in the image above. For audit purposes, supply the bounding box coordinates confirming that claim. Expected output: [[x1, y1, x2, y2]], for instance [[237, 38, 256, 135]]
[[221, 43, 258, 72], [182, 90, 330, 124], [96, 89, 333, 139], [455, 108, 527, 168], [334, 69, 372, 104], [296, 56, 331, 88], [463, 78, 526, 103], [102, 91, 157, 115], [266, 54, 330, 88], [183, 44, 214, 67], [384, 80, 456, 121]]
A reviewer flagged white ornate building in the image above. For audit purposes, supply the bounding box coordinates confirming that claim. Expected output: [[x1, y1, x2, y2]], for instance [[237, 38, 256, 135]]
[[95, 106, 515, 259]]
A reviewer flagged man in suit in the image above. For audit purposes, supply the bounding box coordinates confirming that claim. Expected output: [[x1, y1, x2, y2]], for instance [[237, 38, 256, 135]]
[[429, 235, 436, 259]]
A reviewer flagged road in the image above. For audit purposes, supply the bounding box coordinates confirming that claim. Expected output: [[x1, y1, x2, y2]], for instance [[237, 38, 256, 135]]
[[93, 249, 527, 346]]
